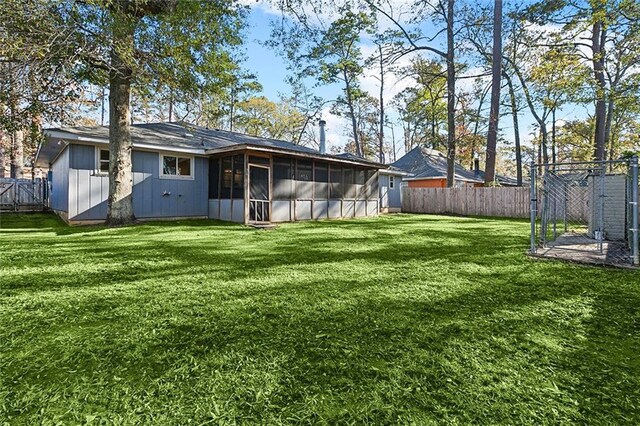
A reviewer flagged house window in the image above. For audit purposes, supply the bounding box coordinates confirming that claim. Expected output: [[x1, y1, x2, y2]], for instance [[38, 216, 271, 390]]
[[389, 175, 395, 189], [96, 148, 109, 174], [161, 154, 193, 179]]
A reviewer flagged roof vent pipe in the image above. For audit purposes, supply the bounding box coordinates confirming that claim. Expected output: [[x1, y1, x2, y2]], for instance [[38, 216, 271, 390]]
[[474, 158, 480, 176], [319, 119, 327, 154]]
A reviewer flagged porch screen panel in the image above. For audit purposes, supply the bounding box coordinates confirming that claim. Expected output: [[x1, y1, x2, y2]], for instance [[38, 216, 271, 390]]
[[330, 167, 343, 199], [365, 170, 379, 199], [221, 156, 232, 198], [344, 168, 356, 199], [208, 158, 220, 199], [314, 162, 329, 199], [232, 155, 244, 199], [355, 169, 365, 200], [273, 157, 293, 200], [296, 160, 313, 200]]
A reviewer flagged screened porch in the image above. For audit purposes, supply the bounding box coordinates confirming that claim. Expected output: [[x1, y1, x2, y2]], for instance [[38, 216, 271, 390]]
[[207, 150, 380, 224]]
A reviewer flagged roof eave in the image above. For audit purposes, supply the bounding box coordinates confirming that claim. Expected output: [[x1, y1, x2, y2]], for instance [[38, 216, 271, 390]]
[[205, 144, 387, 168]]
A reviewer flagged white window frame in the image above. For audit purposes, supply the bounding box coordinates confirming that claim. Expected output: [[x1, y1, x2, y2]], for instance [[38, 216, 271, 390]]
[[95, 147, 110, 175], [159, 153, 195, 180], [389, 175, 395, 189]]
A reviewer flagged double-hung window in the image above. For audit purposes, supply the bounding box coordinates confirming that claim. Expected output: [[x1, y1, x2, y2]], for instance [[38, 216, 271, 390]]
[[96, 148, 110, 174], [389, 175, 395, 189], [161, 154, 193, 179]]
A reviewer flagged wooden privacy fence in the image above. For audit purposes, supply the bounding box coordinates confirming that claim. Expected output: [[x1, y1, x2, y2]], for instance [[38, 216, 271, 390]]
[[402, 186, 535, 218], [0, 178, 47, 212]]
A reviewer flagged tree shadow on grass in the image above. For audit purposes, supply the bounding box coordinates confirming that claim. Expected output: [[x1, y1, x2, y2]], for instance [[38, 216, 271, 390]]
[[3, 214, 639, 423], [6, 261, 638, 423]]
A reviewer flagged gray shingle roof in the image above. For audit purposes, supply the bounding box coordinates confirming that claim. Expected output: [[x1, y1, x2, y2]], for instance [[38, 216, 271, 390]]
[[47, 122, 321, 154], [392, 146, 483, 183], [39, 122, 386, 168]]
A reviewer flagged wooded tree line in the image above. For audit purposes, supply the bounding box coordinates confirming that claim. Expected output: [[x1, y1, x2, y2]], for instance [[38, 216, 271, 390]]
[[1, 0, 638, 224]]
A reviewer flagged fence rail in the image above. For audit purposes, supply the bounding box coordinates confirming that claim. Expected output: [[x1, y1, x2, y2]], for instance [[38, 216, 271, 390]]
[[0, 178, 47, 212], [402, 186, 534, 218]]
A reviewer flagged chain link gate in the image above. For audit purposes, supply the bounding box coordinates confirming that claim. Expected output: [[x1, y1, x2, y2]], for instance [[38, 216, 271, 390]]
[[529, 158, 639, 267]]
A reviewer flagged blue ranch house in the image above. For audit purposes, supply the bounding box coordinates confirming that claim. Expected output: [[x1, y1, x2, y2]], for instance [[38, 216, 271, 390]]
[[35, 122, 390, 225]]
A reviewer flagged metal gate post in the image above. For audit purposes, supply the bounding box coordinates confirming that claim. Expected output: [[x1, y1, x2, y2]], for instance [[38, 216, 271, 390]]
[[530, 162, 537, 253], [631, 156, 639, 266], [597, 164, 605, 253]]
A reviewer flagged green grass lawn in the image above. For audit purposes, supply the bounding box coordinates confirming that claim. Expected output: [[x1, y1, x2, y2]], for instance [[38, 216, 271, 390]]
[[1, 213, 639, 424]]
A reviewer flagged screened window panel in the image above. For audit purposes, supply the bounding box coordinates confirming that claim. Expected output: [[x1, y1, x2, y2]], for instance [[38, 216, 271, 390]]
[[232, 155, 244, 199], [209, 158, 220, 199], [314, 163, 329, 199], [273, 158, 293, 200], [355, 169, 366, 199], [330, 167, 343, 199], [365, 170, 375, 199], [296, 160, 313, 199], [365, 170, 379, 200], [343, 168, 356, 199], [221, 156, 232, 198]]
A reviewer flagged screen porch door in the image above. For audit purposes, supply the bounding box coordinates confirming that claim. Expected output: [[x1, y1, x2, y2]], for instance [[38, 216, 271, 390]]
[[249, 165, 270, 222]]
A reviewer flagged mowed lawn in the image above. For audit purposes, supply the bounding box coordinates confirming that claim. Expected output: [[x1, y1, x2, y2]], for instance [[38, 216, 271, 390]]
[[1, 214, 639, 424]]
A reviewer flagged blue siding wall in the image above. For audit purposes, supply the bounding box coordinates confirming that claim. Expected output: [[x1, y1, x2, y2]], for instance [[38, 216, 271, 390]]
[[50, 147, 69, 213], [69, 144, 97, 170], [67, 144, 208, 221]]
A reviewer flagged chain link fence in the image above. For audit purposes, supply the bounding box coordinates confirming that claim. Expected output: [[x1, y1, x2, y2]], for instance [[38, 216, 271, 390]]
[[529, 158, 639, 267]]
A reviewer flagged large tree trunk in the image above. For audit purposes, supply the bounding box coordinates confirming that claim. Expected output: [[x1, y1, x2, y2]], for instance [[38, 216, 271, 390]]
[[504, 73, 522, 186], [604, 97, 614, 162], [0, 129, 5, 178], [592, 20, 607, 161], [343, 71, 362, 157], [106, 15, 136, 226], [10, 129, 24, 179], [484, 0, 502, 185], [29, 115, 43, 179], [445, 0, 456, 187]]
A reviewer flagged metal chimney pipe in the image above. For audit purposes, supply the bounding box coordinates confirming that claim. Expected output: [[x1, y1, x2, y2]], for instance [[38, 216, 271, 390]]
[[474, 158, 480, 176], [319, 119, 326, 154]]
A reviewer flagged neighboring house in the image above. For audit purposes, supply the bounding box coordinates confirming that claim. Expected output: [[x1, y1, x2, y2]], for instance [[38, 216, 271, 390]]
[[35, 122, 385, 224], [392, 146, 518, 187]]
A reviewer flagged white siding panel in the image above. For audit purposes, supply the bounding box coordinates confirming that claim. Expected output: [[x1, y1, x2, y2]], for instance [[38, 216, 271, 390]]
[[312, 200, 328, 219], [272, 200, 291, 222], [342, 200, 355, 218], [208, 200, 220, 219], [219, 199, 232, 221], [328, 200, 342, 218], [231, 199, 244, 223], [295, 200, 312, 220]]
